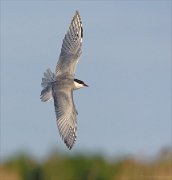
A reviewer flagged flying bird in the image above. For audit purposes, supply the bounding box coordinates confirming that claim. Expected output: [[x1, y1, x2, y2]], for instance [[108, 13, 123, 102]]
[[40, 11, 88, 150]]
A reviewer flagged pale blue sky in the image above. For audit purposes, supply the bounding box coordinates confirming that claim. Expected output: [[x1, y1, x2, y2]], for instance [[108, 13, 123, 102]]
[[1, 1, 171, 160]]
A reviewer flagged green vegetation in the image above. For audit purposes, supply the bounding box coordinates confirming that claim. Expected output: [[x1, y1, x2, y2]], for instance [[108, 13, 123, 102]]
[[0, 148, 171, 180]]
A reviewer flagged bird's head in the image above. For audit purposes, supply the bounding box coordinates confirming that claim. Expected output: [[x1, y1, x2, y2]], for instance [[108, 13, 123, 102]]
[[74, 79, 88, 89]]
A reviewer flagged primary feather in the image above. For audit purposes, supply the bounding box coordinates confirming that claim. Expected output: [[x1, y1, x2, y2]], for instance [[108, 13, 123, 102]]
[[52, 81, 77, 149], [55, 10, 83, 77]]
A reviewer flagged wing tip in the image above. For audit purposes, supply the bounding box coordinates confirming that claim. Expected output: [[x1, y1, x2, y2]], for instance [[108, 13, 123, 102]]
[[74, 10, 82, 24], [73, 10, 83, 40], [64, 139, 76, 150], [62, 127, 77, 150], [75, 10, 80, 16]]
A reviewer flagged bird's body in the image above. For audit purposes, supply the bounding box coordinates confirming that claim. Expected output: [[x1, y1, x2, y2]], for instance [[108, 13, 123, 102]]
[[40, 11, 88, 150]]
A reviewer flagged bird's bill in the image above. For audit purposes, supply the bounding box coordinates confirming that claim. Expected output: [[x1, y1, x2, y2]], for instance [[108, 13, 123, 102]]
[[83, 83, 89, 87]]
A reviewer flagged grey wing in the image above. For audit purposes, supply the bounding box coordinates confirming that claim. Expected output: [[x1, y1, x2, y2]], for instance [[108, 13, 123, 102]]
[[53, 88, 77, 149], [55, 11, 83, 77]]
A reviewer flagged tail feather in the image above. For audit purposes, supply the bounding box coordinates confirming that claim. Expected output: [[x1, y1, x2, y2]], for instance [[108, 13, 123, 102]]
[[41, 78, 52, 88], [40, 68, 55, 102]]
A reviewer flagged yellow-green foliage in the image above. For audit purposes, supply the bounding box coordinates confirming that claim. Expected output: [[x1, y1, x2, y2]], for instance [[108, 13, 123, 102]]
[[0, 149, 171, 180]]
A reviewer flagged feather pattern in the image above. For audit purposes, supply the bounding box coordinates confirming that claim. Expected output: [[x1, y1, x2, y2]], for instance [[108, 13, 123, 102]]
[[40, 68, 55, 102], [52, 82, 77, 149], [55, 11, 83, 77]]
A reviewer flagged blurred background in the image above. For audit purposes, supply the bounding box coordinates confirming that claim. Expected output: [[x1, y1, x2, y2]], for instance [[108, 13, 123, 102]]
[[1, 1, 171, 179]]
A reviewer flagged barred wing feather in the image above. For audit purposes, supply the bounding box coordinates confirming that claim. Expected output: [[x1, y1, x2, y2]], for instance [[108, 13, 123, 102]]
[[53, 88, 77, 149], [55, 11, 83, 77]]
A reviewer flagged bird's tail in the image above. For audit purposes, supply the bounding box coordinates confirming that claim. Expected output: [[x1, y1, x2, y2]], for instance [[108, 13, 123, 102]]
[[40, 68, 55, 102]]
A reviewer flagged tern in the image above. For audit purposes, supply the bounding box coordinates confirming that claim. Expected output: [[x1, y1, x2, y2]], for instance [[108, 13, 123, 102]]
[[40, 11, 88, 149]]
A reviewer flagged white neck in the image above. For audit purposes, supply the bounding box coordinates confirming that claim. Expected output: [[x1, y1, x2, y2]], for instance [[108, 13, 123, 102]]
[[74, 81, 84, 90]]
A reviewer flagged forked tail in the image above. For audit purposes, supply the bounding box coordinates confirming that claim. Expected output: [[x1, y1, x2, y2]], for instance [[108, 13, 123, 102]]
[[40, 68, 55, 102]]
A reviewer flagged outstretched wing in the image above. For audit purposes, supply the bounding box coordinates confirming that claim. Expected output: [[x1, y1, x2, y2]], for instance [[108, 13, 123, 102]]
[[52, 86, 77, 149], [55, 10, 83, 77]]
